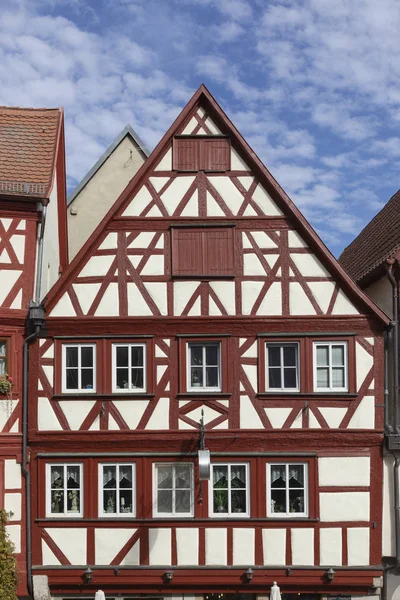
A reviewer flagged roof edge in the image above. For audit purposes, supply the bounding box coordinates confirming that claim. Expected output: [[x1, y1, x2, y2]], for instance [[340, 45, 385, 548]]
[[67, 125, 150, 206]]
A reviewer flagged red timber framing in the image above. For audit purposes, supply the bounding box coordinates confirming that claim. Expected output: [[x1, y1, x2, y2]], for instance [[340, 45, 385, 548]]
[[28, 85, 388, 598]]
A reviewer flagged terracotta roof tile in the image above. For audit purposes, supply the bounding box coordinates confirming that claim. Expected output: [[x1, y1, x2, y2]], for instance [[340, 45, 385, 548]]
[[339, 189, 400, 284], [0, 106, 60, 197]]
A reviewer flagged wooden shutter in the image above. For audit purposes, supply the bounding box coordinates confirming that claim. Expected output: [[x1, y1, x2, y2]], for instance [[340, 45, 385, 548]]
[[173, 138, 201, 171], [204, 139, 230, 171], [204, 228, 234, 275], [172, 230, 203, 275]]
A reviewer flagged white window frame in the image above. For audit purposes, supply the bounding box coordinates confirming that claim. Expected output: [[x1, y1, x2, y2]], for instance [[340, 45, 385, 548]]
[[46, 463, 83, 518], [112, 343, 146, 393], [62, 344, 96, 393], [267, 462, 308, 518], [265, 342, 300, 392], [186, 342, 221, 392], [313, 341, 348, 392], [153, 463, 194, 518], [209, 463, 250, 518], [98, 463, 136, 517]]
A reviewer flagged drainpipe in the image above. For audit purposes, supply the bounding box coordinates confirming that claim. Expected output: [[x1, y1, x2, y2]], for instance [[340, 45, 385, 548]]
[[385, 329, 392, 433], [34, 201, 48, 304], [386, 259, 399, 433]]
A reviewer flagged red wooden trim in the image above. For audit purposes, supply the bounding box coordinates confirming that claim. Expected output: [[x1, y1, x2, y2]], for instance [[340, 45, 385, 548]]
[[41, 529, 71, 565], [227, 527, 233, 565], [198, 527, 205, 565], [171, 527, 177, 565]]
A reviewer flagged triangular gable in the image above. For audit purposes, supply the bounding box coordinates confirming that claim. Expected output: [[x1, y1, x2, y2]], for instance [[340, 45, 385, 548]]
[[44, 85, 388, 325]]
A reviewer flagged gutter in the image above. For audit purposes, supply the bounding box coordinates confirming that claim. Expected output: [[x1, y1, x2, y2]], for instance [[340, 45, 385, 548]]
[[34, 201, 48, 303]]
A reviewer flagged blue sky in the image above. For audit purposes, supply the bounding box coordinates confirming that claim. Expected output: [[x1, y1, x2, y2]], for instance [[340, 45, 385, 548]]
[[1, 0, 399, 256]]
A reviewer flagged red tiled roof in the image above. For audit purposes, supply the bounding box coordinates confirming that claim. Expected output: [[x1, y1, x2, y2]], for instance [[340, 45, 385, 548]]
[[0, 106, 61, 198], [339, 189, 400, 284]]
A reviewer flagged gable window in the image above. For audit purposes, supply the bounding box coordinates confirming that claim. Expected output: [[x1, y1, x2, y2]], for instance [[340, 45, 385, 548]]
[[210, 463, 249, 517], [266, 343, 299, 391], [154, 463, 194, 517], [46, 463, 83, 517], [112, 343, 146, 392], [267, 463, 308, 518], [99, 464, 135, 516], [313, 341, 348, 392], [187, 342, 221, 391], [62, 344, 95, 393], [173, 136, 230, 171], [172, 227, 234, 277]]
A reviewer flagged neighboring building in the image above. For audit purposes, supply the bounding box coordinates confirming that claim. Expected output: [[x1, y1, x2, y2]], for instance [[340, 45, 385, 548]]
[[0, 105, 68, 598], [340, 190, 400, 600], [67, 124, 149, 261], [29, 85, 388, 600]]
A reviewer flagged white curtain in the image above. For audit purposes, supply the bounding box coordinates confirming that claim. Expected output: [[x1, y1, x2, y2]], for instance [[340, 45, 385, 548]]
[[213, 466, 227, 486], [289, 466, 304, 485], [67, 466, 79, 485], [51, 469, 62, 485], [271, 466, 285, 483]]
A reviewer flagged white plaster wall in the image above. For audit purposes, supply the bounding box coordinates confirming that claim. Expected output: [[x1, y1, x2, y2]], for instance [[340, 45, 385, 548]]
[[319, 492, 370, 522], [149, 528, 171, 565], [347, 527, 370, 565], [356, 342, 373, 391], [383, 454, 396, 556], [205, 528, 227, 565], [319, 528, 342, 565], [5, 459, 21, 489], [318, 456, 370, 486], [68, 136, 146, 259], [6, 524, 21, 553], [5, 493, 21, 521], [176, 528, 199, 565], [40, 175, 60, 298], [45, 528, 86, 565], [291, 528, 314, 565], [95, 528, 136, 565], [232, 528, 255, 565], [364, 276, 392, 317], [262, 528, 286, 565]]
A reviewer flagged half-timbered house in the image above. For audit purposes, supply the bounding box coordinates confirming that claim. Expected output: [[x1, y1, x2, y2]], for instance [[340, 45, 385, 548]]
[[0, 106, 68, 598], [29, 86, 389, 600]]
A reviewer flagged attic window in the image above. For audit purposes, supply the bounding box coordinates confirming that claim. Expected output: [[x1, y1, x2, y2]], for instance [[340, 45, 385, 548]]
[[171, 226, 235, 277], [173, 136, 230, 172]]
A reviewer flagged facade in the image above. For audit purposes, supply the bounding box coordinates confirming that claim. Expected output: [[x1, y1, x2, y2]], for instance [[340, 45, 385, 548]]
[[340, 191, 400, 600], [28, 86, 389, 600], [67, 125, 149, 261], [0, 106, 68, 598]]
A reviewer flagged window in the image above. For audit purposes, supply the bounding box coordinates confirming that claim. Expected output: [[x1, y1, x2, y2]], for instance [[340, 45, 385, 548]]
[[62, 344, 95, 393], [0, 340, 7, 375], [154, 463, 194, 517], [46, 464, 83, 517], [99, 464, 135, 516], [187, 342, 221, 391], [173, 136, 230, 171], [267, 463, 308, 518], [112, 344, 146, 392], [210, 463, 249, 517], [171, 227, 234, 277], [313, 342, 348, 391], [266, 343, 299, 391]]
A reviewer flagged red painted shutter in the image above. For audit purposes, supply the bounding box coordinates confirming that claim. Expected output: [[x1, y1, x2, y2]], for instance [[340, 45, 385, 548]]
[[204, 138, 230, 171], [172, 230, 204, 275], [173, 138, 201, 171], [204, 228, 234, 275]]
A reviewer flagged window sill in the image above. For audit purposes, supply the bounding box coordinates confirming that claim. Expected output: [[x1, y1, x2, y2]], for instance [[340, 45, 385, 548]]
[[177, 392, 231, 398], [257, 392, 358, 399], [52, 393, 155, 400]]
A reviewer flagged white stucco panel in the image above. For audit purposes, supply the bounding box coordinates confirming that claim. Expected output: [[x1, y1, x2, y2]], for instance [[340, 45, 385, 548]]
[[264, 407, 292, 429], [184, 404, 221, 426], [318, 457, 370, 486], [42, 539, 60, 565], [209, 176, 244, 214], [181, 189, 199, 216], [5, 493, 21, 520], [49, 293, 76, 317], [257, 282, 282, 315], [209, 281, 236, 314], [144, 282, 168, 315], [263, 528, 286, 565], [95, 282, 120, 316], [307, 281, 336, 314], [383, 456, 395, 556], [128, 232, 156, 248], [58, 400, 96, 430], [0, 249, 11, 263], [181, 116, 198, 134], [149, 528, 171, 565], [99, 232, 118, 250], [176, 528, 199, 565], [242, 342, 257, 358], [320, 528, 342, 566], [237, 176, 254, 191], [241, 281, 264, 315], [5, 459, 21, 489], [161, 176, 196, 215], [121, 538, 140, 565], [140, 255, 164, 276], [38, 397, 62, 431], [252, 184, 282, 216], [154, 148, 172, 171], [205, 116, 222, 134], [231, 148, 250, 171], [240, 396, 264, 429], [244, 254, 265, 276], [0, 270, 21, 305], [292, 528, 314, 565], [347, 528, 370, 565], [112, 400, 149, 430], [332, 289, 359, 315], [289, 282, 316, 315], [145, 398, 169, 430], [10, 289, 22, 309], [6, 525, 21, 553], [122, 185, 152, 216], [319, 492, 370, 522], [291, 253, 330, 277], [174, 281, 200, 315], [187, 296, 201, 316], [356, 341, 373, 391], [206, 528, 227, 565], [45, 528, 86, 565], [250, 231, 278, 248], [318, 407, 347, 429], [347, 396, 375, 429], [206, 190, 226, 216], [95, 528, 136, 565], [232, 528, 255, 565], [79, 255, 115, 278], [242, 363, 258, 392], [290, 410, 302, 428], [72, 283, 101, 315], [11, 234, 25, 263], [288, 230, 308, 248], [127, 283, 153, 316]]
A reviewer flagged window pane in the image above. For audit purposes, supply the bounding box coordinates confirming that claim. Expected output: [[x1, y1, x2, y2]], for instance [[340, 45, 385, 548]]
[[205, 344, 219, 366], [157, 466, 172, 488], [67, 466, 80, 488], [175, 490, 191, 512], [51, 466, 64, 487], [271, 489, 286, 513], [289, 465, 304, 487], [67, 490, 80, 513], [332, 345, 344, 366], [231, 489, 246, 513], [66, 347, 78, 368], [104, 490, 116, 513], [283, 345, 297, 366], [231, 465, 246, 488], [316, 345, 329, 366], [131, 346, 143, 367], [0, 342, 6, 357], [269, 368, 281, 388], [213, 466, 228, 488], [190, 346, 203, 365], [117, 368, 129, 389], [81, 346, 93, 367], [191, 367, 203, 387], [316, 367, 329, 388], [116, 346, 128, 367], [120, 490, 133, 513], [214, 489, 228, 512], [271, 465, 286, 487], [0, 358, 5, 376], [81, 369, 93, 390], [175, 466, 191, 488], [206, 367, 218, 388], [120, 466, 132, 486], [131, 368, 144, 389], [332, 367, 345, 388], [158, 490, 172, 513], [103, 466, 116, 489], [284, 367, 297, 388], [268, 346, 281, 367], [51, 490, 64, 513], [66, 369, 79, 389], [289, 489, 305, 513]]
